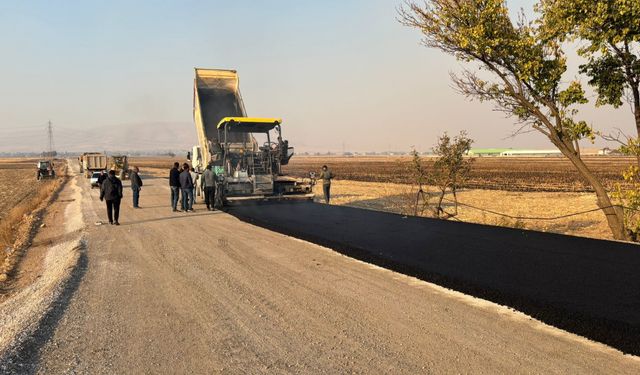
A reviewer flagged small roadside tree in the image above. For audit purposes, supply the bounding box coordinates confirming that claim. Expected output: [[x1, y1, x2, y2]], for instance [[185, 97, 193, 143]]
[[431, 131, 473, 218], [408, 148, 430, 216], [399, 0, 629, 240]]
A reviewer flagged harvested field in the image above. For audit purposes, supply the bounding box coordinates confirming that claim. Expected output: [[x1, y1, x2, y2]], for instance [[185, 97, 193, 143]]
[[132, 155, 634, 192], [0, 159, 41, 220], [129, 157, 178, 171], [284, 156, 634, 192], [0, 158, 65, 272]]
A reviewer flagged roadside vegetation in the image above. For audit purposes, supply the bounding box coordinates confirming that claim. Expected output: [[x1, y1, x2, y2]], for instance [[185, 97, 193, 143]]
[[410, 131, 474, 219], [399, 0, 640, 241]]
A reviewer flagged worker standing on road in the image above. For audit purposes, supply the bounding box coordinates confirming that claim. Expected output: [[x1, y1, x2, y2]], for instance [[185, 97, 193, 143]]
[[100, 170, 123, 225], [130, 166, 143, 208], [190, 167, 199, 204], [318, 165, 334, 204], [169, 162, 181, 212], [180, 163, 195, 212], [97, 170, 107, 187], [202, 164, 216, 211]]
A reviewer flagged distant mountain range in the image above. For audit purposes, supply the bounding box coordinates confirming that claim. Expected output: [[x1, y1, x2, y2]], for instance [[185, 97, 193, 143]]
[[14, 121, 199, 153]]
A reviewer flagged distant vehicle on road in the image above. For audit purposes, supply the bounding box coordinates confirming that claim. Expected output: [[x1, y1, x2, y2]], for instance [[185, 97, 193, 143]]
[[110, 155, 129, 180], [36, 160, 56, 180], [90, 171, 103, 188]]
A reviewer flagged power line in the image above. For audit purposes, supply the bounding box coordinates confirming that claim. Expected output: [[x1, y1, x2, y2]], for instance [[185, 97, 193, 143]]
[[441, 196, 640, 221]]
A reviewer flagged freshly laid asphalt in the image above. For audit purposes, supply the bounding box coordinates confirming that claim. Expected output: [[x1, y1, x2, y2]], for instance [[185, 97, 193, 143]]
[[229, 201, 640, 355]]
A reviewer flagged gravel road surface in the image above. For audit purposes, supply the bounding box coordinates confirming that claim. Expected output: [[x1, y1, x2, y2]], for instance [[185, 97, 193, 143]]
[[6, 167, 639, 374]]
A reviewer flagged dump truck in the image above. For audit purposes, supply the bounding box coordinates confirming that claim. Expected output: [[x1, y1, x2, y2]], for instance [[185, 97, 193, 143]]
[[36, 160, 56, 180], [79, 152, 107, 178], [109, 155, 129, 180], [190, 68, 313, 206]]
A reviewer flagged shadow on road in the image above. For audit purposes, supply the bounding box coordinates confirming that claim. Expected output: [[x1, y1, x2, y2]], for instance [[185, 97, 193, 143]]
[[119, 211, 222, 226]]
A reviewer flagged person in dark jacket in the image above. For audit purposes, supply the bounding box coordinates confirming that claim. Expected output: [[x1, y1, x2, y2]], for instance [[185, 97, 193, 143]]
[[201, 164, 216, 211], [130, 166, 143, 208], [169, 162, 181, 212], [180, 163, 195, 212], [97, 170, 107, 187], [100, 170, 124, 225], [318, 165, 334, 204]]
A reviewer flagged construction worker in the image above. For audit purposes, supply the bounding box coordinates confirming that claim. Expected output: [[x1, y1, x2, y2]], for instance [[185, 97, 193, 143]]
[[100, 170, 123, 225], [130, 166, 143, 208], [97, 170, 107, 187], [190, 167, 198, 204], [318, 165, 334, 204], [180, 163, 195, 212], [202, 164, 216, 211], [169, 162, 181, 212]]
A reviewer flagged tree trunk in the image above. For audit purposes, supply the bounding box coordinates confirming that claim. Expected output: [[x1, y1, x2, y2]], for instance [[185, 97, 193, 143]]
[[633, 84, 640, 139], [564, 150, 629, 241]]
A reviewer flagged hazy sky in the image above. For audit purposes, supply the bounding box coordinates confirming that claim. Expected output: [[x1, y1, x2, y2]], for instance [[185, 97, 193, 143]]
[[0, 0, 635, 152]]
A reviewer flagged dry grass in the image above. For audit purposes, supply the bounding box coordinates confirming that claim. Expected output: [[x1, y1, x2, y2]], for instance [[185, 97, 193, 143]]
[[0, 160, 67, 278], [286, 155, 633, 192], [323, 180, 612, 240], [129, 156, 179, 170]]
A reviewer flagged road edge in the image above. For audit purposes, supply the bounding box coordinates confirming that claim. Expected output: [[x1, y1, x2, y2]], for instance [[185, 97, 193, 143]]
[[0, 171, 86, 371]]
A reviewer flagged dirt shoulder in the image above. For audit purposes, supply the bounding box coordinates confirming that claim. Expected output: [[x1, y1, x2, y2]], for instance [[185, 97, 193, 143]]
[[0, 162, 84, 368]]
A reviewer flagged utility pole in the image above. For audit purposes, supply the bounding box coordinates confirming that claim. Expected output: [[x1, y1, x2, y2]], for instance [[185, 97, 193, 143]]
[[47, 120, 55, 159]]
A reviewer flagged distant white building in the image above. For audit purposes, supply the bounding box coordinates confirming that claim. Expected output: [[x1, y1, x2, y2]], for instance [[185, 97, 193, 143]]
[[499, 149, 563, 157], [598, 147, 612, 156]]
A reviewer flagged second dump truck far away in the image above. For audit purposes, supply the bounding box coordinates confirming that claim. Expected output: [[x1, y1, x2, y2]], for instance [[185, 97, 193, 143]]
[[109, 155, 129, 180], [190, 68, 313, 205]]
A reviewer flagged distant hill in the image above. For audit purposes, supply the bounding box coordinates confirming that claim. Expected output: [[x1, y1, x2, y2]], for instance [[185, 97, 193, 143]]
[[0, 122, 197, 153]]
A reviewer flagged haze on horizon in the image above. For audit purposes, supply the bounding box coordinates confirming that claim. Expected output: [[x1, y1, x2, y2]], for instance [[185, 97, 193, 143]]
[[0, 0, 635, 153]]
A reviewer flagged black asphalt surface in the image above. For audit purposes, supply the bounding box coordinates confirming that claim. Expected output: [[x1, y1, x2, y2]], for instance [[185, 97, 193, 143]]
[[229, 201, 640, 355]]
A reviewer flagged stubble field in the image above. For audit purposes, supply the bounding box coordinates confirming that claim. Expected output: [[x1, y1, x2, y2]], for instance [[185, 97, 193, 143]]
[[283, 155, 634, 192], [0, 159, 41, 220]]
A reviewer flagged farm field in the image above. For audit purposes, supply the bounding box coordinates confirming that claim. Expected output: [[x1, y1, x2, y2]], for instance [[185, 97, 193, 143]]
[[0, 158, 65, 271], [0, 159, 41, 220], [284, 155, 634, 192]]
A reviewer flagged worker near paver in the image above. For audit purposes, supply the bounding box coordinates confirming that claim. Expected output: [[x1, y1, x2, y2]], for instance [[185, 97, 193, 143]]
[[130, 166, 143, 208], [318, 165, 334, 204], [100, 170, 123, 225], [202, 164, 216, 211], [190, 167, 198, 205], [180, 163, 195, 212], [169, 162, 181, 212]]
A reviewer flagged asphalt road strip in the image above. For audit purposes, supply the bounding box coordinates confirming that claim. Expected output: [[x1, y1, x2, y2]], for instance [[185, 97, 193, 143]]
[[228, 200, 640, 355]]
